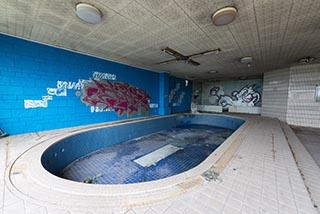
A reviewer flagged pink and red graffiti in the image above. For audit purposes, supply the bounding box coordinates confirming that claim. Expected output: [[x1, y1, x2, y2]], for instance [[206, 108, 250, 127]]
[[81, 79, 150, 117]]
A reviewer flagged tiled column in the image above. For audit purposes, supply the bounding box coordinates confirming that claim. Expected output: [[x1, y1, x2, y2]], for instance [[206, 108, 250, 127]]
[[158, 72, 171, 115]]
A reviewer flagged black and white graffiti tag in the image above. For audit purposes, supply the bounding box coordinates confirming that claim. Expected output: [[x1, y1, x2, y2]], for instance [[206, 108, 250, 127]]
[[209, 84, 261, 110]]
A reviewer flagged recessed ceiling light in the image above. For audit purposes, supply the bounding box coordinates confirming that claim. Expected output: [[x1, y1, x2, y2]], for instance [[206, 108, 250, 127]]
[[212, 6, 237, 26], [76, 3, 102, 24], [239, 76, 247, 80], [208, 70, 218, 74]]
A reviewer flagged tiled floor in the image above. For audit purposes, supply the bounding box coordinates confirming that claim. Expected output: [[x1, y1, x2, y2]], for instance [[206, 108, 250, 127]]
[[0, 114, 319, 214], [282, 123, 320, 212], [291, 126, 320, 167]]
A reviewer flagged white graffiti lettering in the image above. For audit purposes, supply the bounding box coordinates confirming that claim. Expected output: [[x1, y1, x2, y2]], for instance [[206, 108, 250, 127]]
[[169, 83, 186, 106], [149, 103, 159, 108], [24, 100, 47, 108], [92, 71, 117, 80], [57, 79, 88, 91], [178, 92, 186, 106], [169, 83, 180, 103], [73, 80, 83, 90], [24, 95, 53, 109], [47, 79, 90, 97], [47, 87, 67, 96], [57, 81, 78, 90], [90, 106, 113, 113], [24, 71, 116, 109], [42, 95, 53, 101]]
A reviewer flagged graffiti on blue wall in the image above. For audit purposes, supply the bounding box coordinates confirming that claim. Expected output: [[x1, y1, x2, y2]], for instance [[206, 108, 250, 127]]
[[81, 79, 151, 117], [24, 71, 117, 109], [23, 71, 155, 116], [169, 83, 186, 107], [209, 84, 261, 110]]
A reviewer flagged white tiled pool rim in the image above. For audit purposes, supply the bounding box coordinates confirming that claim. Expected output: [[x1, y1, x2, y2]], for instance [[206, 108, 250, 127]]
[[6, 114, 248, 209]]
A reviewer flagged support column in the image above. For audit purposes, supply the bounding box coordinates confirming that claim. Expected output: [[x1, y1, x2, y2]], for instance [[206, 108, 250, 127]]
[[158, 73, 171, 115]]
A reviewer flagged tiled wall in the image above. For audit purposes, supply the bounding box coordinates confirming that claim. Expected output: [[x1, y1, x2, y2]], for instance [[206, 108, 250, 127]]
[[261, 68, 290, 121], [262, 64, 320, 128], [0, 34, 191, 135], [287, 64, 320, 128], [0, 34, 161, 134]]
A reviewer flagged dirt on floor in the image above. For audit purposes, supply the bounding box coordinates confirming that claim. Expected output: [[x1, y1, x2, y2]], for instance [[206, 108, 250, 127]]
[[291, 125, 320, 167]]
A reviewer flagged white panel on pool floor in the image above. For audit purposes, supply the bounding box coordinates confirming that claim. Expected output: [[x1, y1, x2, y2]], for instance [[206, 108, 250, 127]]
[[134, 144, 183, 167]]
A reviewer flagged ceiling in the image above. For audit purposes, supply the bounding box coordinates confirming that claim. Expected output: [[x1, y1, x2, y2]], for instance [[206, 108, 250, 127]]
[[1, 0, 320, 80]]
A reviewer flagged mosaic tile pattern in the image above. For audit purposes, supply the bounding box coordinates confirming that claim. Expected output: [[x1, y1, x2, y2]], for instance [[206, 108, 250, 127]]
[[60, 125, 233, 184]]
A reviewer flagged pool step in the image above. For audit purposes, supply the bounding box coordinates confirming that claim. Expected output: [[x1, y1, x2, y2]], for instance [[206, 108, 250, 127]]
[[134, 144, 183, 167]]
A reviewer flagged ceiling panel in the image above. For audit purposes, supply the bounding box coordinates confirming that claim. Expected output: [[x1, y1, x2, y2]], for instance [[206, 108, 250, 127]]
[[0, 0, 319, 80]]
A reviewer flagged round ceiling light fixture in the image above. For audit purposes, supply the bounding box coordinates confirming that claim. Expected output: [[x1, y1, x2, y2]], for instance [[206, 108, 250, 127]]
[[240, 56, 253, 67], [212, 6, 237, 26], [76, 3, 102, 24]]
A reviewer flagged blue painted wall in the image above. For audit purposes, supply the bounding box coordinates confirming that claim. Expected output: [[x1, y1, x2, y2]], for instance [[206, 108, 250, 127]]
[[0, 34, 165, 134], [169, 76, 192, 113]]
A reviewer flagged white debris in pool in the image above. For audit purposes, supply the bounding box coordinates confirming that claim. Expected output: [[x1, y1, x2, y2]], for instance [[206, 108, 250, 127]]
[[134, 144, 183, 167]]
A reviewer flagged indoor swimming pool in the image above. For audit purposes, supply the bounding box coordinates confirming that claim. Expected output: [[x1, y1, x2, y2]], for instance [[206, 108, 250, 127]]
[[60, 124, 234, 184], [41, 114, 244, 184]]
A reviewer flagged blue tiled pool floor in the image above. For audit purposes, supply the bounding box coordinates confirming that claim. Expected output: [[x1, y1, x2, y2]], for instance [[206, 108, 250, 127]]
[[60, 125, 234, 184]]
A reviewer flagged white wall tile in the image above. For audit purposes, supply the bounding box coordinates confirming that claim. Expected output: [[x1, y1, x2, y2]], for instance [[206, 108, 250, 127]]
[[261, 68, 290, 121], [261, 63, 320, 128]]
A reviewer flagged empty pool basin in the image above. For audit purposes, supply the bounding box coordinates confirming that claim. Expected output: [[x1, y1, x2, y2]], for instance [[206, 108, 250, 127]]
[[8, 113, 247, 209], [41, 114, 244, 184]]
